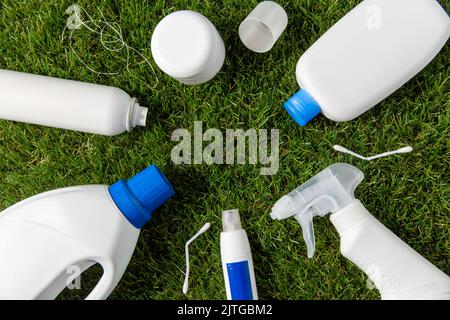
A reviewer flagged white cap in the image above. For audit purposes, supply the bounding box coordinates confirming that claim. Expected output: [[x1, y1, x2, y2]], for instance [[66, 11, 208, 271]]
[[151, 10, 225, 85], [222, 209, 242, 232], [239, 1, 288, 53]]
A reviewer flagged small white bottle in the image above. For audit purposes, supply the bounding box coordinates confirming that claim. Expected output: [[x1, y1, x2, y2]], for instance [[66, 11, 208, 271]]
[[0, 69, 148, 135], [220, 209, 258, 300], [0, 165, 174, 300], [284, 0, 450, 126], [271, 163, 450, 300]]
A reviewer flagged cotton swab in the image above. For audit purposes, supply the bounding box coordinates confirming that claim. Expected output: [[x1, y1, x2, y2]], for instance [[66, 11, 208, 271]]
[[333, 145, 413, 161], [183, 223, 211, 295]]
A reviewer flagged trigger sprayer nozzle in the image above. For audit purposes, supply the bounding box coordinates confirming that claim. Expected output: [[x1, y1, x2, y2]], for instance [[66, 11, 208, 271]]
[[270, 196, 296, 221], [270, 163, 365, 258]]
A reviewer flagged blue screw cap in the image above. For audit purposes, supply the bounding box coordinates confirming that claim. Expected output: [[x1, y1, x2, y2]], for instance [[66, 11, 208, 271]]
[[109, 165, 175, 228], [284, 89, 321, 126]]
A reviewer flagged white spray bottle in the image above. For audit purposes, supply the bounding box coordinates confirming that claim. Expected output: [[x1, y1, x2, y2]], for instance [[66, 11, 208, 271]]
[[0, 69, 148, 136], [0, 165, 174, 300], [270, 163, 450, 300]]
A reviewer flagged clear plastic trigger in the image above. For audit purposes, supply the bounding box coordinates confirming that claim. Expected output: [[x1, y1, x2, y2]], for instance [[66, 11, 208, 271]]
[[292, 195, 342, 259], [294, 210, 316, 258], [270, 164, 365, 258]]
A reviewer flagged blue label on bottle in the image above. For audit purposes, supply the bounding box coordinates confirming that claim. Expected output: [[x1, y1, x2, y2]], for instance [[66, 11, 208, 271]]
[[226, 261, 253, 300]]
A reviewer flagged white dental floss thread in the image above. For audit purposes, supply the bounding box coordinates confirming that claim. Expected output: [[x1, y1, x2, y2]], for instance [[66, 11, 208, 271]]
[[183, 222, 211, 295], [62, 4, 158, 89], [333, 145, 413, 161]]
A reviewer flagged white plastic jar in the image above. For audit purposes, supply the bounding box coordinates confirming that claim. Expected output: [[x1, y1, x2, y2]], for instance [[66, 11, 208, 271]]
[[151, 11, 226, 85]]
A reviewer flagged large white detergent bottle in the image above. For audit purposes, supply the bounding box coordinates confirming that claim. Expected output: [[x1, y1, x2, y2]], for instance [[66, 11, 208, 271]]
[[0, 165, 174, 300], [271, 163, 450, 300], [284, 0, 450, 126], [0, 69, 148, 136]]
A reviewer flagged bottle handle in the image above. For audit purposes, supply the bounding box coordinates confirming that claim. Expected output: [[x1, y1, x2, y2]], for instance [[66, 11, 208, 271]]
[[85, 259, 116, 300], [34, 257, 116, 300]]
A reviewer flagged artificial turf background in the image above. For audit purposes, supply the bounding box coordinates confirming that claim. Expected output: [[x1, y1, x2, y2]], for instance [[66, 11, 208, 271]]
[[0, 0, 448, 300]]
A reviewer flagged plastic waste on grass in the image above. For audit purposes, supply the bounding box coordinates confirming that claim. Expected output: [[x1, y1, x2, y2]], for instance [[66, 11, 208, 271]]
[[0, 165, 174, 300], [221, 209, 258, 300], [333, 145, 413, 161], [271, 163, 450, 300], [0, 69, 148, 136], [151, 11, 225, 85], [183, 222, 211, 295], [239, 1, 288, 53], [284, 0, 450, 126]]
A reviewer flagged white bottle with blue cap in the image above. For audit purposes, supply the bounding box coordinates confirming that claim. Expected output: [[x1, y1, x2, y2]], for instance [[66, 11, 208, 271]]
[[0, 165, 174, 300], [285, 0, 450, 126]]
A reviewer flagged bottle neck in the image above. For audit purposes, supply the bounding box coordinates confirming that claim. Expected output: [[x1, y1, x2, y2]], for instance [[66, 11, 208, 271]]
[[284, 89, 321, 126], [126, 98, 148, 132], [330, 199, 370, 235], [109, 180, 151, 229], [108, 165, 175, 229]]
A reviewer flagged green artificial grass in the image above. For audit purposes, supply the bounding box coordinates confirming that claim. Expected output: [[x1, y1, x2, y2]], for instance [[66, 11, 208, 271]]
[[0, 0, 448, 300]]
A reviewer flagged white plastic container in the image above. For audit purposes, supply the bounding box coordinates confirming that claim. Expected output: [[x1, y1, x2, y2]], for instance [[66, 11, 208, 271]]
[[331, 200, 450, 300], [284, 0, 450, 126], [239, 1, 288, 53], [0, 165, 174, 300], [220, 209, 258, 300], [151, 11, 225, 85], [0, 69, 148, 136], [271, 163, 450, 300]]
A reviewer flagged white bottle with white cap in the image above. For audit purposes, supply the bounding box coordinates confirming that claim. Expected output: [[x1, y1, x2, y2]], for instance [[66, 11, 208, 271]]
[[271, 163, 450, 300], [0, 69, 148, 136], [151, 11, 225, 85], [220, 209, 258, 300], [284, 0, 450, 126]]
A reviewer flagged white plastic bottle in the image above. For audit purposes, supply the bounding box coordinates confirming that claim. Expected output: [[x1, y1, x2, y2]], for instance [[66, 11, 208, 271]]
[[220, 209, 258, 300], [284, 0, 450, 126], [0, 69, 148, 135], [0, 165, 174, 300], [271, 163, 450, 300]]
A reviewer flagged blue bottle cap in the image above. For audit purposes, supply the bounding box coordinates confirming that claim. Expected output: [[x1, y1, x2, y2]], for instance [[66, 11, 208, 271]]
[[284, 89, 321, 126], [109, 165, 175, 229]]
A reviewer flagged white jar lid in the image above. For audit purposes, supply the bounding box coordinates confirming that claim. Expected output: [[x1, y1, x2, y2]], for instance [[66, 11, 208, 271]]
[[151, 11, 220, 81]]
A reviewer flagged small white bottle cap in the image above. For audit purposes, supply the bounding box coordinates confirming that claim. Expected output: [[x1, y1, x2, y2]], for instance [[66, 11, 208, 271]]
[[151, 10, 225, 85], [222, 209, 242, 232], [239, 1, 288, 53]]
